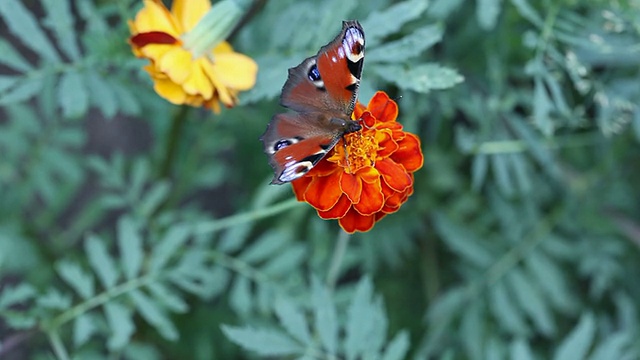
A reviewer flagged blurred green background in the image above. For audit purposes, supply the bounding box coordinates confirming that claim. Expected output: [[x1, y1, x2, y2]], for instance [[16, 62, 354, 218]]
[[1, 0, 640, 359]]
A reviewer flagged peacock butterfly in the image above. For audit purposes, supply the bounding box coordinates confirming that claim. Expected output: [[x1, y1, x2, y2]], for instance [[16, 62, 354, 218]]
[[260, 20, 365, 184]]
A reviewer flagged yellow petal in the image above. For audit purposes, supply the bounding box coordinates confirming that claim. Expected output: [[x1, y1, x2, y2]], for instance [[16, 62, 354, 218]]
[[182, 59, 213, 98], [139, 43, 174, 62], [200, 60, 234, 106], [153, 77, 187, 104], [158, 47, 193, 84], [213, 41, 234, 55], [211, 52, 258, 90], [172, 0, 211, 32], [133, 0, 182, 36]]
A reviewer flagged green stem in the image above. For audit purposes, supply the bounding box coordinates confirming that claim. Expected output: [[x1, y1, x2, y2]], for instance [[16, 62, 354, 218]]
[[193, 198, 302, 235], [159, 106, 189, 178], [47, 329, 70, 360], [45, 274, 156, 331], [471, 132, 603, 155], [326, 230, 351, 289]]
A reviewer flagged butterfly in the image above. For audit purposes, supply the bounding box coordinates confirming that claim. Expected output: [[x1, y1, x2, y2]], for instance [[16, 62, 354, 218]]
[[260, 20, 365, 184]]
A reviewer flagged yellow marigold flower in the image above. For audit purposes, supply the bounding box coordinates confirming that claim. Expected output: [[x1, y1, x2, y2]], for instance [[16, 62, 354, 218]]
[[129, 0, 258, 113]]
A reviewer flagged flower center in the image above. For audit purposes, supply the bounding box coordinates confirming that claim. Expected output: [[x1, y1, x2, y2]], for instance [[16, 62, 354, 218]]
[[328, 131, 378, 174]]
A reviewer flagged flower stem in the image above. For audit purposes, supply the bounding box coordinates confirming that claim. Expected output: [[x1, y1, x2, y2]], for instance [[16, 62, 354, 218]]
[[47, 329, 70, 360], [159, 106, 189, 178], [193, 198, 302, 235], [326, 230, 351, 289]]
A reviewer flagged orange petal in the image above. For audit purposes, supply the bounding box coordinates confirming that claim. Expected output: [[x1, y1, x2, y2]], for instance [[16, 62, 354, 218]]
[[340, 172, 362, 204], [318, 195, 351, 219], [376, 158, 412, 192], [367, 91, 398, 122], [361, 111, 377, 128], [291, 175, 313, 201], [354, 179, 384, 215], [339, 209, 376, 233], [357, 166, 380, 184], [353, 102, 367, 120], [304, 172, 342, 211], [306, 157, 339, 177], [375, 129, 398, 159], [391, 133, 424, 172]]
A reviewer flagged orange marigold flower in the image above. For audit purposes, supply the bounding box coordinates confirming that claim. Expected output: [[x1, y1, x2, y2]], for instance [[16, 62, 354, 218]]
[[292, 91, 424, 233], [128, 0, 258, 113]]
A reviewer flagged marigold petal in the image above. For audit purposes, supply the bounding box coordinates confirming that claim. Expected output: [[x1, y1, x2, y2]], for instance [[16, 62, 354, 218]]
[[391, 133, 424, 172], [172, 0, 210, 32], [200, 61, 234, 106], [304, 172, 342, 211], [339, 209, 375, 233], [375, 129, 398, 159], [134, 0, 181, 36], [318, 195, 351, 219], [353, 102, 367, 120], [306, 157, 340, 177], [213, 41, 234, 55], [212, 52, 258, 91], [340, 172, 362, 204], [361, 111, 376, 128], [182, 59, 213, 98], [130, 31, 179, 48], [291, 176, 312, 201], [354, 180, 384, 215], [367, 91, 398, 122], [152, 76, 187, 104], [158, 47, 193, 84], [376, 158, 412, 192], [357, 166, 380, 184]]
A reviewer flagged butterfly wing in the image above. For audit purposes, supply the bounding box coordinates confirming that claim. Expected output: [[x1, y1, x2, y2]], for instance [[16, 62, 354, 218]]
[[261, 20, 365, 185], [280, 20, 365, 116], [261, 112, 345, 184]]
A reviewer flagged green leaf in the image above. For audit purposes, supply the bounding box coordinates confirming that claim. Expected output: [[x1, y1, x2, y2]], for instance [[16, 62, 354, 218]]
[[472, 154, 489, 190], [431, 212, 493, 267], [130, 289, 178, 340], [525, 251, 577, 314], [240, 229, 290, 263], [589, 332, 632, 360], [0, 0, 60, 62], [373, 64, 464, 93], [460, 302, 484, 358], [42, 0, 81, 60], [554, 313, 596, 360], [229, 276, 252, 316], [363, 0, 430, 45], [0, 77, 44, 105], [507, 269, 556, 336], [37, 288, 72, 310], [381, 331, 410, 360], [0, 39, 32, 72], [532, 76, 555, 136], [491, 154, 515, 197], [146, 283, 188, 314], [149, 224, 191, 272], [104, 302, 135, 350], [56, 260, 95, 299], [510, 338, 535, 360], [85, 234, 119, 289], [117, 217, 144, 280], [0, 283, 36, 308], [274, 297, 311, 344], [139, 181, 171, 218], [476, 0, 503, 30], [368, 25, 443, 63], [221, 325, 302, 357], [74, 314, 97, 347], [488, 281, 529, 335], [311, 277, 337, 355], [0, 76, 20, 93], [345, 277, 382, 360], [85, 72, 118, 119], [111, 81, 142, 115], [58, 71, 89, 118], [263, 245, 306, 276], [509, 0, 543, 27]]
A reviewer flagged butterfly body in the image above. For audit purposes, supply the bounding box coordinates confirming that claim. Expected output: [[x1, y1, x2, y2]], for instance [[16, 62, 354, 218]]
[[261, 21, 365, 184]]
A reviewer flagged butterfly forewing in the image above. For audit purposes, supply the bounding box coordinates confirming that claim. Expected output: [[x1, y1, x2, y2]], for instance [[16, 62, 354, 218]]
[[261, 21, 366, 184]]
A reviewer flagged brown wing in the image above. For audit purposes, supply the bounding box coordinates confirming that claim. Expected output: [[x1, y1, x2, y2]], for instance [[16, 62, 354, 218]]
[[280, 21, 365, 116]]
